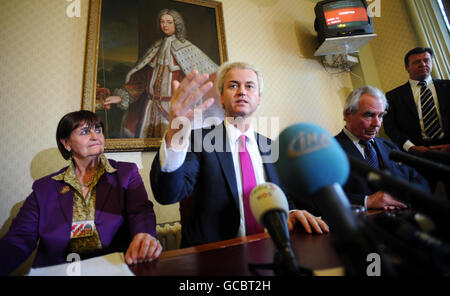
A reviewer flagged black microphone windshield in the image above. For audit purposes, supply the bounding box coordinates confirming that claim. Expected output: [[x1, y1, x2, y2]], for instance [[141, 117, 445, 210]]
[[389, 150, 450, 176], [349, 155, 450, 229], [274, 123, 396, 275], [249, 183, 307, 275], [423, 150, 450, 166]]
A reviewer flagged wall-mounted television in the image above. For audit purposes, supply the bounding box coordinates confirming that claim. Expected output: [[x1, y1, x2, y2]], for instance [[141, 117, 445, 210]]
[[314, 0, 374, 46]]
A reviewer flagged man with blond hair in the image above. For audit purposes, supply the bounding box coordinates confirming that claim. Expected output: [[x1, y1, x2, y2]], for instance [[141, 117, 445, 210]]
[[150, 62, 329, 247]]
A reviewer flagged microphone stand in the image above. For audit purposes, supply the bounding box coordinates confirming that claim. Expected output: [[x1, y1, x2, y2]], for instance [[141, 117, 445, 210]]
[[248, 211, 313, 276], [248, 251, 313, 276]]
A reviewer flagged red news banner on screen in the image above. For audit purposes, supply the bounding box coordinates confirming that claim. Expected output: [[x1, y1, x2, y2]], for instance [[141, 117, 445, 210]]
[[325, 7, 368, 27]]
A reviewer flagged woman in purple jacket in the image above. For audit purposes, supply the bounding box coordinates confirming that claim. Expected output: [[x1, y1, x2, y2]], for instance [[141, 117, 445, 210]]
[[0, 110, 161, 275]]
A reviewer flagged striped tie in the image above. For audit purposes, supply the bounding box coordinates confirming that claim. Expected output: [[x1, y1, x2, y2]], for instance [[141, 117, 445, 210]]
[[419, 80, 442, 139], [360, 140, 379, 169]]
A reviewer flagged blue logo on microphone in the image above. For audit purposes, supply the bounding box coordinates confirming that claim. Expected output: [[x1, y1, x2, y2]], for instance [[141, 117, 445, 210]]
[[287, 130, 332, 157]]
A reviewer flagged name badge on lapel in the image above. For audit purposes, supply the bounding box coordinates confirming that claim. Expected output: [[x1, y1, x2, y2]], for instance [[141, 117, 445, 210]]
[[71, 220, 95, 239]]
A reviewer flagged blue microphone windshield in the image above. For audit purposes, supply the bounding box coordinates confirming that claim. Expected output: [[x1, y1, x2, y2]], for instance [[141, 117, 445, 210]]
[[274, 123, 350, 197]]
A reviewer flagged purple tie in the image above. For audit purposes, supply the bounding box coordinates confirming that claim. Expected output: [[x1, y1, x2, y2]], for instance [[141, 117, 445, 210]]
[[238, 135, 264, 235]]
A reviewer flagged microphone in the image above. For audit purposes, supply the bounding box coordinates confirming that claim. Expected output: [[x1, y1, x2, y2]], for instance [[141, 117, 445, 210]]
[[423, 150, 450, 166], [348, 155, 450, 232], [373, 213, 450, 274], [389, 150, 450, 177], [249, 183, 311, 275], [274, 123, 396, 275]]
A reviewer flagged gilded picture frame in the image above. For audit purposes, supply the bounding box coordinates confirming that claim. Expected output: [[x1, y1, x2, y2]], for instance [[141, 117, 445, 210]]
[[81, 0, 228, 151]]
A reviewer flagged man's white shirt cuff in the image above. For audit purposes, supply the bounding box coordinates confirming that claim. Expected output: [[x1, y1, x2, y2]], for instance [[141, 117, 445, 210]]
[[159, 136, 189, 173], [403, 140, 415, 152]]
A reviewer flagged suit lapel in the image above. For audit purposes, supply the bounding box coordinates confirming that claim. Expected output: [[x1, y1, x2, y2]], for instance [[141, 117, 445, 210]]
[[434, 79, 449, 134], [400, 82, 419, 119], [94, 169, 113, 222], [434, 79, 446, 106], [263, 162, 279, 185], [371, 138, 387, 170], [336, 131, 365, 161], [255, 133, 280, 186], [374, 138, 401, 173], [56, 182, 74, 225], [214, 123, 239, 206]]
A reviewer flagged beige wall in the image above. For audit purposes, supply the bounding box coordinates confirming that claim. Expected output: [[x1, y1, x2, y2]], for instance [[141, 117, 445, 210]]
[[350, 0, 420, 138], [0, 0, 89, 235], [0, 0, 421, 247], [352, 1, 420, 93]]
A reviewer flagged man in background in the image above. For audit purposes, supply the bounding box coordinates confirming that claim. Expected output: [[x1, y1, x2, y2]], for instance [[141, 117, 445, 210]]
[[335, 86, 430, 209], [150, 62, 328, 247], [383, 47, 450, 195]]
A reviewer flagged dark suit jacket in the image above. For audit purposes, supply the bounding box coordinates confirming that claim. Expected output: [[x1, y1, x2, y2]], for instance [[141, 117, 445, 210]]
[[150, 123, 310, 247], [384, 79, 450, 148], [0, 159, 156, 275], [335, 131, 430, 205]]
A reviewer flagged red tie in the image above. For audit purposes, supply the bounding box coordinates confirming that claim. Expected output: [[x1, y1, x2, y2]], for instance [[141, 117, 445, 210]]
[[238, 135, 264, 235]]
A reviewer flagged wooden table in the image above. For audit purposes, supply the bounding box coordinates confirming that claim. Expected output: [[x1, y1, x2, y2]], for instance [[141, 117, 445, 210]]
[[129, 229, 342, 276]]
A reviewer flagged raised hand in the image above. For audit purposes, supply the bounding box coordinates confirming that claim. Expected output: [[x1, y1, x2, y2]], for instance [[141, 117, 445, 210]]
[[165, 70, 216, 148]]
